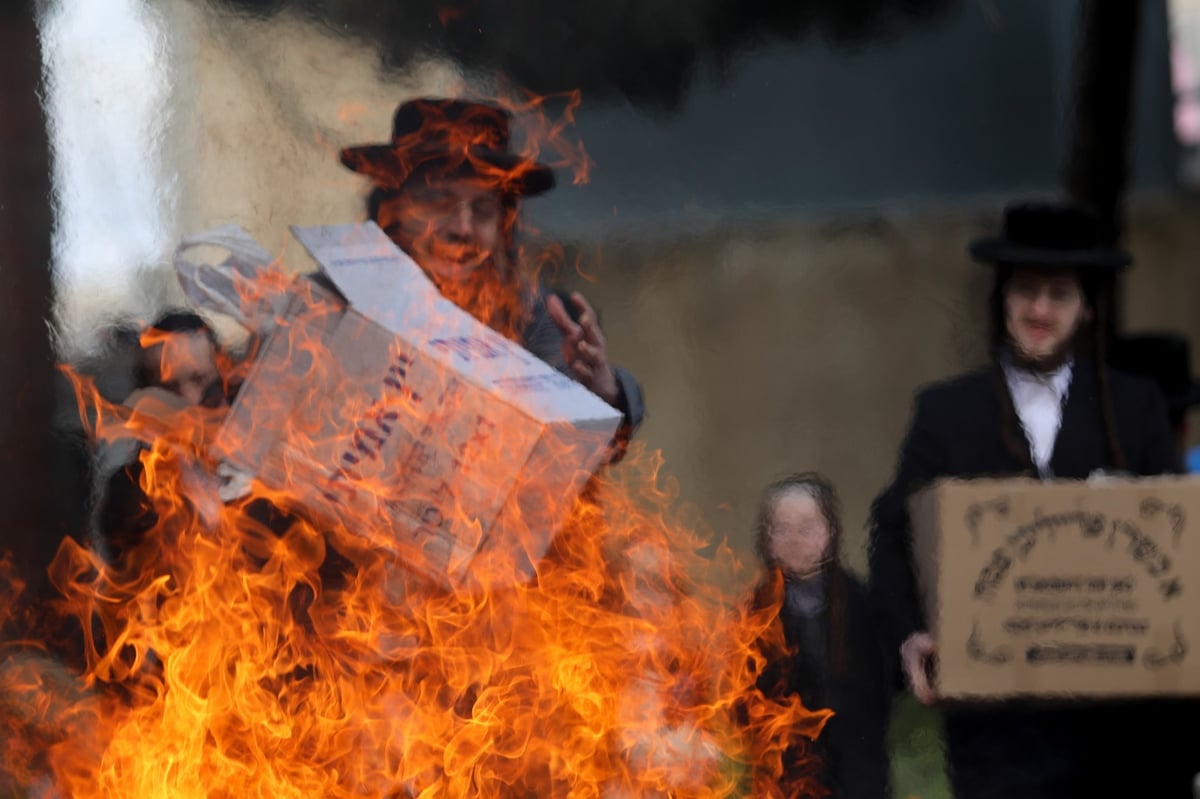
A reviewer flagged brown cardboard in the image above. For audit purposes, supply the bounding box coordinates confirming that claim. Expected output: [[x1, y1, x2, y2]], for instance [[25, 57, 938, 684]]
[[909, 474, 1200, 699]]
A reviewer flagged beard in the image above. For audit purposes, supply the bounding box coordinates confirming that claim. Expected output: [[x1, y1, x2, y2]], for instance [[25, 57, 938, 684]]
[[426, 254, 532, 343], [422, 241, 490, 281], [1010, 340, 1074, 373], [387, 226, 534, 341], [1007, 323, 1085, 373]]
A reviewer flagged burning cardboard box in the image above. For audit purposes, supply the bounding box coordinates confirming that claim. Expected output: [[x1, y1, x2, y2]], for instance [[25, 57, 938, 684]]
[[177, 223, 622, 589], [910, 474, 1200, 699]]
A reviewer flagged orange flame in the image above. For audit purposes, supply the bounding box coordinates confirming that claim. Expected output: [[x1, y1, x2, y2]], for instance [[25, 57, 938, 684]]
[[1, 93, 829, 798], [494, 86, 593, 187], [3, 297, 829, 796]]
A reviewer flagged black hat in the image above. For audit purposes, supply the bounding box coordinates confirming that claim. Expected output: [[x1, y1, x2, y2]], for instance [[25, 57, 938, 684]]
[[969, 201, 1132, 271], [1108, 331, 1200, 418], [340, 98, 556, 197]]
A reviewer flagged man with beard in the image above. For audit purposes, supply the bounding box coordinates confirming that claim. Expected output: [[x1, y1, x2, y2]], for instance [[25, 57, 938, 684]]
[[335, 102, 649, 796], [339, 98, 644, 459], [867, 201, 1186, 798]]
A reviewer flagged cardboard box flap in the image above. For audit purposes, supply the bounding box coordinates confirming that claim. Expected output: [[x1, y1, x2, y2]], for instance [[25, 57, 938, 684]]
[[291, 223, 622, 431], [290, 223, 439, 309]]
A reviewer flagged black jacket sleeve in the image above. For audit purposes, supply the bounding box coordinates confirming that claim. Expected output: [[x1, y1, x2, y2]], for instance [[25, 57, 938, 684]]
[[867, 389, 944, 667]]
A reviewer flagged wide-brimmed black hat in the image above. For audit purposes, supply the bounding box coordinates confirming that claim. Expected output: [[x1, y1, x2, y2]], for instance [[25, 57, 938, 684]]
[[969, 201, 1132, 271], [340, 98, 556, 197], [1108, 331, 1200, 418]]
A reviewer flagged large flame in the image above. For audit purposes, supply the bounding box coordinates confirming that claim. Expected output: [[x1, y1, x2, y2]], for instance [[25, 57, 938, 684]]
[[3, 386, 828, 796], [4, 289, 831, 796], [1, 93, 829, 799]]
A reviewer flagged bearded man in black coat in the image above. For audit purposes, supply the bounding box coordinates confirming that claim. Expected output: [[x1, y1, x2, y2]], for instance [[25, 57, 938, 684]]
[[868, 201, 1189, 799]]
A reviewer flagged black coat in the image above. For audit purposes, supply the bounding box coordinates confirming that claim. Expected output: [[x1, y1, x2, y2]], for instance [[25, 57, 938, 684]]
[[754, 568, 894, 799], [867, 359, 1187, 798]]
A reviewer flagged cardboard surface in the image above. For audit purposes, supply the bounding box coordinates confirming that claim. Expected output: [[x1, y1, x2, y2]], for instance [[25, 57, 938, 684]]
[[910, 475, 1200, 699], [186, 223, 621, 589]]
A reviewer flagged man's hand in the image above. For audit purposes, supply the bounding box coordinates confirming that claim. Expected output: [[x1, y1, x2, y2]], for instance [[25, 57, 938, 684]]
[[900, 631, 939, 705], [546, 291, 620, 406]]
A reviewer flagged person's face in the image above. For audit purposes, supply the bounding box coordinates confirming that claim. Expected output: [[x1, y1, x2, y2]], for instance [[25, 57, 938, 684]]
[[765, 491, 831, 580], [143, 331, 224, 408], [1004, 267, 1091, 367], [377, 178, 506, 283]]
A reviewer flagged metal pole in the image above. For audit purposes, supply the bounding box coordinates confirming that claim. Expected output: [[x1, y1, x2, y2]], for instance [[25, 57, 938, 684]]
[[1063, 0, 1142, 344]]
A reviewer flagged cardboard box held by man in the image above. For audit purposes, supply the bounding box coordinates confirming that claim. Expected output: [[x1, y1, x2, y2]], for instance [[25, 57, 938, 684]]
[[175, 222, 621, 591], [911, 473, 1200, 699]]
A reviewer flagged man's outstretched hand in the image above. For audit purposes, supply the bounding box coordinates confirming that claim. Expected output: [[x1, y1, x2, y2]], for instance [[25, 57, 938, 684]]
[[546, 290, 620, 406]]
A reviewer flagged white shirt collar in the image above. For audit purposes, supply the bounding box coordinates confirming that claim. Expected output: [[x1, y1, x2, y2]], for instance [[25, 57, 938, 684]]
[[1004, 356, 1073, 399], [1002, 354, 1075, 477]]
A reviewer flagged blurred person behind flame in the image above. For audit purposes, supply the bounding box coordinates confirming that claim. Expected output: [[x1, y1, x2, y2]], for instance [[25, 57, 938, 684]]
[[339, 97, 644, 461], [92, 310, 252, 566], [867, 201, 1188, 798], [748, 472, 893, 799]]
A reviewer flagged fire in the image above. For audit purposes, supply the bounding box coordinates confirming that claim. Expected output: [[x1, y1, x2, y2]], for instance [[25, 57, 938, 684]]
[[496, 87, 593, 188], [0, 93, 829, 798], [3, 326, 828, 796]]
